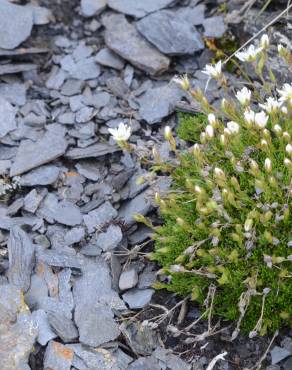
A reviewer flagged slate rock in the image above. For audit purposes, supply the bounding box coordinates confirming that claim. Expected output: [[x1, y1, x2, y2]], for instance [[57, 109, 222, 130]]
[[129, 357, 161, 370], [122, 288, 154, 309], [203, 16, 226, 38], [75, 303, 120, 347], [119, 268, 138, 291], [96, 224, 123, 251], [119, 189, 152, 227], [44, 341, 74, 370], [48, 311, 78, 343], [121, 321, 159, 356], [10, 130, 67, 176], [66, 142, 120, 160], [25, 272, 49, 310], [64, 227, 85, 245], [81, 0, 107, 17], [83, 201, 118, 233], [138, 84, 184, 124], [0, 83, 26, 106], [7, 226, 35, 292], [0, 284, 37, 370], [270, 346, 291, 365], [19, 165, 60, 186], [103, 13, 170, 75], [108, 0, 177, 18], [96, 47, 125, 70], [0, 97, 16, 138], [153, 347, 191, 370], [175, 4, 205, 26], [137, 10, 204, 55], [27, 4, 53, 25], [23, 189, 43, 213], [36, 249, 83, 269], [0, 0, 33, 49], [283, 358, 292, 370], [31, 309, 57, 346]]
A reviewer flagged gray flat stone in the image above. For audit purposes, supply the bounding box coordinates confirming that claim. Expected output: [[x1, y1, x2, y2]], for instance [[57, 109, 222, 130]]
[[23, 189, 44, 213], [96, 224, 123, 251], [7, 226, 35, 292], [103, 13, 170, 75], [48, 311, 78, 343], [122, 288, 154, 309], [81, 0, 107, 17], [0, 284, 37, 370], [83, 201, 118, 233], [119, 268, 138, 291], [19, 165, 60, 186], [138, 84, 184, 124], [25, 273, 49, 310], [153, 347, 191, 370], [64, 227, 85, 245], [10, 130, 67, 176], [108, 0, 177, 18], [44, 341, 74, 370], [27, 4, 53, 25], [271, 346, 291, 365], [31, 309, 57, 346], [0, 83, 26, 106], [95, 48, 125, 70], [119, 189, 152, 227], [66, 142, 119, 160], [129, 357, 161, 370], [203, 16, 226, 38], [0, 97, 16, 138], [0, 0, 33, 49], [137, 10, 204, 55], [75, 303, 120, 347], [36, 249, 83, 269]]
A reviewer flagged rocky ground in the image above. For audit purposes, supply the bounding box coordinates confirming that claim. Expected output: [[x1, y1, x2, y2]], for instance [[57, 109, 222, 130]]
[[0, 0, 291, 369]]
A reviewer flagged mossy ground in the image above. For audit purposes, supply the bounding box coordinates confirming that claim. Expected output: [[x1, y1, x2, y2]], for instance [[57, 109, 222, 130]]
[[151, 113, 292, 335]]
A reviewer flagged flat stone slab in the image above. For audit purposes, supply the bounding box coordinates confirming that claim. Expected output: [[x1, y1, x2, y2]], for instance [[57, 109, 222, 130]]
[[19, 165, 60, 186], [122, 288, 154, 309], [95, 47, 125, 70], [0, 0, 33, 49], [137, 10, 204, 55], [81, 0, 106, 17], [103, 13, 170, 75], [138, 84, 184, 124], [108, 0, 177, 18], [203, 16, 226, 38], [0, 97, 16, 138], [10, 130, 67, 176], [44, 341, 74, 370], [66, 142, 119, 160]]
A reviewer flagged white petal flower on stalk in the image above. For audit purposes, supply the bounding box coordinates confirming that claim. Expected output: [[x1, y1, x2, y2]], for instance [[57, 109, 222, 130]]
[[172, 74, 190, 91], [202, 60, 222, 79], [235, 44, 263, 62], [108, 123, 131, 142], [236, 87, 251, 105], [254, 111, 269, 129], [278, 83, 292, 104], [259, 97, 282, 113], [264, 158, 272, 173], [208, 113, 217, 127], [244, 109, 255, 125], [227, 121, 240, 134], [286, 144, 292, 155], [205, 125, 214, 139], [260, 34, 269, 49]]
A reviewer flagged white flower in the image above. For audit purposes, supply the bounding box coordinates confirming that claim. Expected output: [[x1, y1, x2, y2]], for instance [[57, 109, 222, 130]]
[[205, 125, 214, 139], [254, 111, 269, 129], [264, 158, 272, 173], [108, 122, 131, 142], [208, 113, 216, 126], [214, 167, 225, 178], [236, 87, 251, 105], [172, 74, 190, 90], [273, 124, 282, 134], [286, 143, 292, 155], [259, 97, 282, 113], [227, 121, 240, 134], [202, 60, 222, 79], [281, 106, 288, 115], [278, 83, 292, 104], [235, 44, 263, 62], [260, 34, 269, 49], [244, 109, 255, 125]]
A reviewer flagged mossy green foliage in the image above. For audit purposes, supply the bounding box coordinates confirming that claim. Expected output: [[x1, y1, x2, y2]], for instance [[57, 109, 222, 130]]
[[151, 112, 292, 335]]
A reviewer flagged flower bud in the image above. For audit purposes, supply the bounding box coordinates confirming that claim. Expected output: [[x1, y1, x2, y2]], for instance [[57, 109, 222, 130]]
[[250, 159, 259, 174], [273, 124, 282, 135], [281, 106, 288, 115], [214, 167, 225, 180], [268, 176, 277, 187], [154, 192, 161, 204], [208, 113, 217, 127], [260, 34, 269, 49], [220, 134, 227, 146], [244, 219, 253, 232], [260, 139, 268, 150], [284, 158, 292, 168], [283, 132, 291, 141], [200, 132, 207, 144], [193, 143, 201, 157], [286, 143, 292, 156], [264, 158, 272, 173], [205, 125, 214, 139], [164, 126, 172, 140], [262, 129, 271, 140], [152, 146, 161, 162]]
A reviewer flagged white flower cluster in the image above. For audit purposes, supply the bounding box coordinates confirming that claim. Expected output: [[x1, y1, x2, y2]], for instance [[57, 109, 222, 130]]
[[108, 122, 131, 142], [0, 176, 21, 197]]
